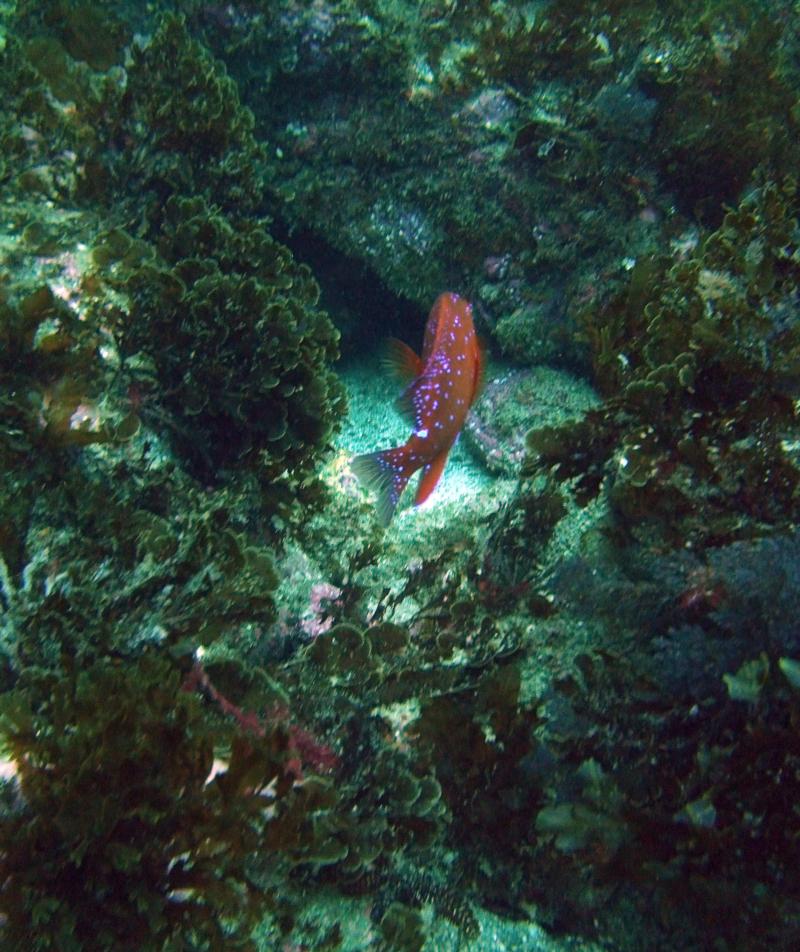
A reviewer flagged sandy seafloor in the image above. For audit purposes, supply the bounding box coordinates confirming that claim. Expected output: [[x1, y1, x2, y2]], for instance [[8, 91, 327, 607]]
[[255, 889, 604, 952], [336, 354, 604, 633], [279, 357, 603, 952]]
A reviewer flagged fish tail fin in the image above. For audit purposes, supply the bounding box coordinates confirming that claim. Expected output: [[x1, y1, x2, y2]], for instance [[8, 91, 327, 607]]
[[351, 449, 412, 526]]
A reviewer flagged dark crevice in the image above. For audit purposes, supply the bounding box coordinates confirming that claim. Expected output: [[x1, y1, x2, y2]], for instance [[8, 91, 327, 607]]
[[269, 219, 425, 359]]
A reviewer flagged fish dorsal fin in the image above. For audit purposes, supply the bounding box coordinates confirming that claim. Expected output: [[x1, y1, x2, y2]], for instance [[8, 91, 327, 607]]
[[382, 338, 423, 384], [415, 446, 450, 506]]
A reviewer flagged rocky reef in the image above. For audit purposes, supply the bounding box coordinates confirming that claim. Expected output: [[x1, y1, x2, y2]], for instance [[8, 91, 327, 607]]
[[1, 3, 799, 952]]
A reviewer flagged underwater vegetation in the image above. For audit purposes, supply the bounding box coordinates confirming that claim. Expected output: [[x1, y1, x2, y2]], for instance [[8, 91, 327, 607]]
[[526, 174, 800, 549], [0, 8, 348, 948], [100, 192, 344, 490], [91, 14, 345, 493], [0, 2, 799, 951], [0, 655, 292, 951]]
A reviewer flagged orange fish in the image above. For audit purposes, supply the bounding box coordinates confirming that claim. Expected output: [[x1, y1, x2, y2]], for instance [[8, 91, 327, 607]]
[[352, 292, 484, 524]]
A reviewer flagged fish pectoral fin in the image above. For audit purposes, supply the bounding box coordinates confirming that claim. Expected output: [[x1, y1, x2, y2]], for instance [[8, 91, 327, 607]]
[[382, 338, 423, 384], [471, 336, 487, 405], [415, 447, 450, 506], [394, 375, 427, 424]]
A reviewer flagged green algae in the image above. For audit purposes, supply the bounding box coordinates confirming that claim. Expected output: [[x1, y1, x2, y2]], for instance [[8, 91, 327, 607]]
[[0, 3, 799, 951], [525, 174, 800, 548]]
